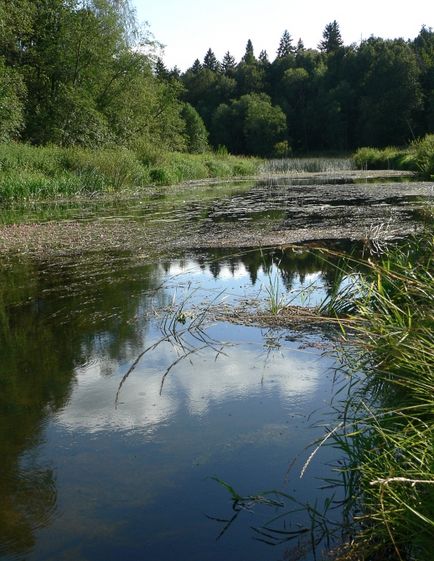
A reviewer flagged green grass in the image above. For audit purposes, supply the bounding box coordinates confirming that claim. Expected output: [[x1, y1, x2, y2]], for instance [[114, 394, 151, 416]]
[[322, 233, 434, 560], [353, 134, 434, 178], [262, 157, 355, 174], [0, 143, 261, 201]]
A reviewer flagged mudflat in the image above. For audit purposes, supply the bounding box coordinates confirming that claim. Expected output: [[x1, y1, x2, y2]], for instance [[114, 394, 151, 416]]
[[0, 171, 432, 257]]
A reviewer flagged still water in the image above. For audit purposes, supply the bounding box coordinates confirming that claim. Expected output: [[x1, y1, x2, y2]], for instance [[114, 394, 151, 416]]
[[1, 244, 350, 560]]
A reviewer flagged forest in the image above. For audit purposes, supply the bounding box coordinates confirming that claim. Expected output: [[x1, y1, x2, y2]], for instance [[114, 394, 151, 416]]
[[1, 0, 434, 158]]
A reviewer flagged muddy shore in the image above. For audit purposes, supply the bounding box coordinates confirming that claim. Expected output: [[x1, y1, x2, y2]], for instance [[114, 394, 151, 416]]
[[0, 171, 432, 257]]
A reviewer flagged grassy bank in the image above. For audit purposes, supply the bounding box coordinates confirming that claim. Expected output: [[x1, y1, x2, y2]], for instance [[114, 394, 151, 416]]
[[0, 143, 261, 202], [322, 234, 434, 560], [353, 134, 434, 178]]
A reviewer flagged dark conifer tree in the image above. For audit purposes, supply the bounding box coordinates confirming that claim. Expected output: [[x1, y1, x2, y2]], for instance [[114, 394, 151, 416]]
[[296, 38, 305, 54], [277, 30, 295, 57], [155, 57, 169, 79], [191, 58, 202, 73], [169, 66, 181, 80], [318, 20, 343, 53], [203, 48, 220, 71], [242, 39, 255, 63], [259, 50, 269, 64], [222, 51, 236, 74]]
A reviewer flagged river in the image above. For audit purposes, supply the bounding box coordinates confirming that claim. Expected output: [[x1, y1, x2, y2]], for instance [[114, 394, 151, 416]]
[[0, 169, 432, 561]]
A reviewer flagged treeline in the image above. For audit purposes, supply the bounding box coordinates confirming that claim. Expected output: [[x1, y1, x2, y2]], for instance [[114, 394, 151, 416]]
[[1, 2, 433, 159], [0, 0, 209, 156], [168, 22, 434, 156]]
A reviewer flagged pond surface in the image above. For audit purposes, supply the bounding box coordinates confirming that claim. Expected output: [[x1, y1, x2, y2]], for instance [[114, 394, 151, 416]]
[[0, 244, 351, 561], [2, 171, 430, 561]]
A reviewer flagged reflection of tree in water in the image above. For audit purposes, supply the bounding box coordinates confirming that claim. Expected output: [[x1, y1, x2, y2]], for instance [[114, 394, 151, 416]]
[[192, 246, 351, 296], [0, 252, 163, 557]]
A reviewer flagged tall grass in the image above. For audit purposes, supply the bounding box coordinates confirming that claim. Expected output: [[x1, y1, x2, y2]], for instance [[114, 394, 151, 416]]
[[261, 157, 355, 175], [0, 143, 261, 201], [353, 134, 434, 178], [322, 233, 434, 560]]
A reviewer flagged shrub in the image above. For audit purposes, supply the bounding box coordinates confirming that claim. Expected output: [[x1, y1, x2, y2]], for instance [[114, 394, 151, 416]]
[[409, 134, 434, 177]]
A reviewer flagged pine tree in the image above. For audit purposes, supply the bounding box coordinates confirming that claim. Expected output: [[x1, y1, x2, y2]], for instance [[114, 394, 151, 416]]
[[191, 59, 202, 73], [242, 39, 255, 63], [154, 57, 169, 79], [296, 38, 305, 54], [259, 50, 269, 64], [203, 48, 219, 71], [318, 20, 343, 53], [222, 51, 236, 74], [277, 30, 295, 58], [169, 66, 181, 80]]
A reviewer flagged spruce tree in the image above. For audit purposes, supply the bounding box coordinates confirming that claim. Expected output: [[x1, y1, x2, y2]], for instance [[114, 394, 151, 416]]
[[203, 48, 219, 71], [191, 59, 202, 73], [296, 38, 305, 54], [259, 50, 269, 64], [242, 39, 255, 63], [277, 30, 295, 58], [154, 58, 169, 79], [318, 20, 343, 53], [222, 51, 236, 74]]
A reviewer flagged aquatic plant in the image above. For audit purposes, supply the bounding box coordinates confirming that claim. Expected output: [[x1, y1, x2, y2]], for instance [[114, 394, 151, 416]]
[[353, 134, 434, 178], [0, 143, 261, 201], [261, 157, 355, 175], [322, 232, 434, 560]]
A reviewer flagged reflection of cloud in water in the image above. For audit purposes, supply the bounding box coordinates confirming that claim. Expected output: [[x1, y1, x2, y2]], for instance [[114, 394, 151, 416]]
[[57, 342, 322, 435]]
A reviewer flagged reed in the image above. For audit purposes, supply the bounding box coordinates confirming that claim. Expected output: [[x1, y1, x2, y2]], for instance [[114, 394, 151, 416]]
[[323, 232, 434, 560], [0, 143, 261, 201]]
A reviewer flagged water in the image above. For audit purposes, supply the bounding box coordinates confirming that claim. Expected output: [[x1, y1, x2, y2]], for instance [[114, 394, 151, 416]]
[[3, 169, 430, 561], [0, 246, 348, 561]]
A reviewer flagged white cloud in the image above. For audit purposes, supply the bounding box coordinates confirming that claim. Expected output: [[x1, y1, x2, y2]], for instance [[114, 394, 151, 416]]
[[57, 339, 324, 434]]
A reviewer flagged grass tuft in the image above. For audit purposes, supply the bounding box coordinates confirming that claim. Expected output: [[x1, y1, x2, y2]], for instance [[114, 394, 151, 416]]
[[0, 143, 261, 201]]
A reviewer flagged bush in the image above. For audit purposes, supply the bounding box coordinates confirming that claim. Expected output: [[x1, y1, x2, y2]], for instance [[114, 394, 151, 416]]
[[409, 134, 434, 177], [61, 148, 147, 190], [353, 134, 434, 178], [353, 146, 403, 170]]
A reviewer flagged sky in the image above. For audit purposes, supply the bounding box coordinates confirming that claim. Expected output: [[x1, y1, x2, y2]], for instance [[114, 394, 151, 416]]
[[133, 0, 433, 70]]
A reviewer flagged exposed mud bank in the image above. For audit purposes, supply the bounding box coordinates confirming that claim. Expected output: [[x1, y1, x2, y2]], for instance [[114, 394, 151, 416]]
[[0, 171, 432, 257]]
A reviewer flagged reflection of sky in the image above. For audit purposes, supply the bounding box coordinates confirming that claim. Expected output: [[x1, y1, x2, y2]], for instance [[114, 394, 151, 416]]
[[10, 251, 344, 561], [160, 259, 326, 307], [57, 256, 332, 436], [57, 331, 325, 434], [44, 318, 340, 561]]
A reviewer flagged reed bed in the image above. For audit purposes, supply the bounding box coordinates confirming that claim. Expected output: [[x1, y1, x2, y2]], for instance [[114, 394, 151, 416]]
[[321, 232, 434, 560], [261, 157, 355, 175], [0, 143, 261, 201]]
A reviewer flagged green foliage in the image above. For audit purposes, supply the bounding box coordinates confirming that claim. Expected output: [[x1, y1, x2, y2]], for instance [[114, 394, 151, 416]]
[[180, 103, 209, 154], [203, 48, 219, 72], [356, 38, 422, 146], [213, 94, 287, 157], [318, 20, 343, 53], [0, 143, 261, 200], [353, 146, 406, 170], [242, 39, 255, 64], [222, 51, 237, 75], [354, 134, 434, 177], [0, 58, 25, 141], [0, 0, 186, 150], [273, 141, 292, 158], [1, 4, 434, 160], [322, 234, 434, 560], [409, 134, 434, 177], [276, 30, 295, 58]]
